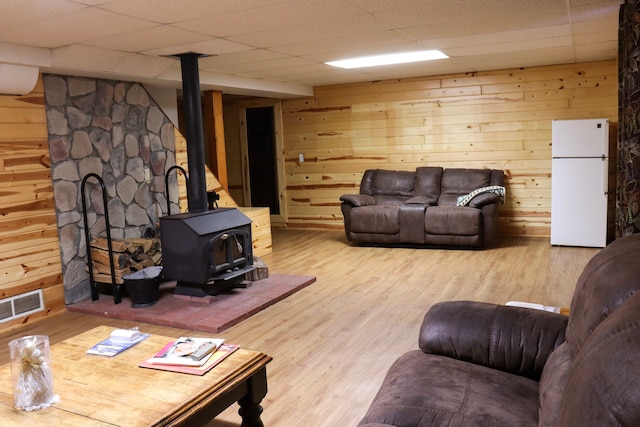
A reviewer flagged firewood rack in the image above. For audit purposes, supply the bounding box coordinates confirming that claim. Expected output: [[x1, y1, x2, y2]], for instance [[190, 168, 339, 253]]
[[81, 173, 121, 304]]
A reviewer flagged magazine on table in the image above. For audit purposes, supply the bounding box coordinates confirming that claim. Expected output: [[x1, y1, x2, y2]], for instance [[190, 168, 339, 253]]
[[86, 328, 150, 357], [139, 339, 240, 375], [143, 337, 225, 366]]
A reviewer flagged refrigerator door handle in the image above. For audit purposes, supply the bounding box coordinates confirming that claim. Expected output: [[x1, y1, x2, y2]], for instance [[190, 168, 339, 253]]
[[601, 156, 608, 195]]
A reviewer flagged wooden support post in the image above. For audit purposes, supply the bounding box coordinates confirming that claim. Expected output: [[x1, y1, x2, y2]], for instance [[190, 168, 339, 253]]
[[203, 90, 228, 190]]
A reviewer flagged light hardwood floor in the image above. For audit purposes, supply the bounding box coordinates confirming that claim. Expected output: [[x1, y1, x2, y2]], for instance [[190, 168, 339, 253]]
[[0, 229, 600, 426]]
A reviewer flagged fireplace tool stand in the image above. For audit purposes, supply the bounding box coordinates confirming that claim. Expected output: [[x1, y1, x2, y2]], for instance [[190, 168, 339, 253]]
[[81, 173, 122, 304]]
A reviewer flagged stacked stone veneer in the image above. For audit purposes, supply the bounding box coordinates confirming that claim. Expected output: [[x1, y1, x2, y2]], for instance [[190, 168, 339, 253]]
[[43, 75, 179, 304]]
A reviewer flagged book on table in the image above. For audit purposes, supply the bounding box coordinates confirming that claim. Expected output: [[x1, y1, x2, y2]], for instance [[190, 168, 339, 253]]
[[139, 337, 240, 375], [86, 328, 150, 357]]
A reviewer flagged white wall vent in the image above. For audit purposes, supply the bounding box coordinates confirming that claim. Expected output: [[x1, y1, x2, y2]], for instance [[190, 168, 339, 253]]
[[0, 289, 44, 323]]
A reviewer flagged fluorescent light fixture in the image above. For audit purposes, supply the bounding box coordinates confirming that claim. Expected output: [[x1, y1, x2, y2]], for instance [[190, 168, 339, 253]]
[[326, 50, 448, 69]]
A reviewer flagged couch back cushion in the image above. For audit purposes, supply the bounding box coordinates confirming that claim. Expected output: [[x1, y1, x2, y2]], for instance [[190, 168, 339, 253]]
[[538, 342, 571, 427], [361, 169, 415, 198], [414, 166, 443, 200], [559, 290, 640, 426], [438, 168, 492, 206], [566, 233, 640, 358]]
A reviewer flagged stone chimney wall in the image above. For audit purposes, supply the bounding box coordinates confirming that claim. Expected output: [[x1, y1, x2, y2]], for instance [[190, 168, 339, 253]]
[[43, 75, 178, 304]]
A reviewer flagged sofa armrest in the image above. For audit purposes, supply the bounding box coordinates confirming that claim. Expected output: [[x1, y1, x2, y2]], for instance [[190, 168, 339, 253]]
[[404, 196, 437, 206], [468, 192, 500, 208], [340, 194, 376, 207], [419, 301, 567, 380]]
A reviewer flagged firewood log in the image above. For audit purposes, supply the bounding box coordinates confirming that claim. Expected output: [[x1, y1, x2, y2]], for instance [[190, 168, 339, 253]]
[[90, 237, 130, 253], [126, 238, 154, 254], [92, 273, 124, 285], [90, 248, 131, 270], [89, 262, 128, 278]]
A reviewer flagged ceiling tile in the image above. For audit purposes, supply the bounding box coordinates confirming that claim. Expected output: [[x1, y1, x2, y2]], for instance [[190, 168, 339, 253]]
[[51, 44, 129, 72], [272, 29, 420, 58], [111, 54, 176, 78], [198, 49, 289, 67], [0, 7, 157, 48], [0, 0, 86, 29], [142, 38, 254, 57], [202, 56, 315, 74], [172, 0, 364, 37], [227, 13, 391, 48], [446, 36, 573, 57], [99, 0, 288, 24], [345, 0, 451, 14], [418, 26, 571, 52], [86, 26, 210, 53], [374, 0, 567, 29]]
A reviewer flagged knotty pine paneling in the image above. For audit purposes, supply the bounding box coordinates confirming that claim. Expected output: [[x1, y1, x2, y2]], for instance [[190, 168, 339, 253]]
[[0, 78, 66, 332], [280, 60, 618, 236]]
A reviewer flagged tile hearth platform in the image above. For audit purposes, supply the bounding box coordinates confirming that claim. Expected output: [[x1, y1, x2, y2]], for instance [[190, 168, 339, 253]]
[[67, 274, 316, 333]]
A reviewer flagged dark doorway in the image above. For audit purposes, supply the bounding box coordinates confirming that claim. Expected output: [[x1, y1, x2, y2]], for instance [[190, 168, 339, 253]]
[[246, 106, 279, 214]]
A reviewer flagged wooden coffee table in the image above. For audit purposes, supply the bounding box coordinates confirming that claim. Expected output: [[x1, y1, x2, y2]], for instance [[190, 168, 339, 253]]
[[0, 326, 272, 426]]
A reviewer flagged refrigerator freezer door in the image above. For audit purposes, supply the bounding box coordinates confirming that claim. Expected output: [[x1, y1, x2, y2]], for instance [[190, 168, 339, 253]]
[[551, 157, 608, 247], [552, 119, 608, 158]]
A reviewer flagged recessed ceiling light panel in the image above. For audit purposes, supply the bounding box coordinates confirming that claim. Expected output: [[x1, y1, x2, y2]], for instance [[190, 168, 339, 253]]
[[326, 50, 449, 69]]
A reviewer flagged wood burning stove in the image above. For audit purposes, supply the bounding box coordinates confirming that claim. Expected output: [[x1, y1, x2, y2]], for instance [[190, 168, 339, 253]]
[[159, 53, 255, 297], [160, 208, 254, 296]]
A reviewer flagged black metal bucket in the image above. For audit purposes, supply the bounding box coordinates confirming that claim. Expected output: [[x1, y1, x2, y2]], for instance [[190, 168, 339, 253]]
[[123, 266, 163, 308]]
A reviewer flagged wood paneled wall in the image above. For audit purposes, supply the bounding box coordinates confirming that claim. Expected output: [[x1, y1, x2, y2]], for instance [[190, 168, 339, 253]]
[[0, 78, 66, 330], [280, 60, 618, 236]]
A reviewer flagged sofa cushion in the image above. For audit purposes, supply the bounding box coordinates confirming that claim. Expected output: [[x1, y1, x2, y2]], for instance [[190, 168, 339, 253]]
[[424, 206, 481, 236], [538, 342, 571, 427], [468, 193, 501, 209], [420, 301, 567, 381], [350, 206, 399, 235], [399, 205, 426, 244], [340, 194, 376, 207], [566, 232, 640, 357], [560, 291, 640, 426], [414, 167, 443, 200], [405, 196, 437, 206], [358, 350, 539, 427], [369, 170, 416, 197], [439, 169, 492, 206], [374, 195, 411, 206]]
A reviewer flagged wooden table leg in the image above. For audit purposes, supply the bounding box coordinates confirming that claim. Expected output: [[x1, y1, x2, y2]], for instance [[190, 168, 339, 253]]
[[238, 366, 268, 427]]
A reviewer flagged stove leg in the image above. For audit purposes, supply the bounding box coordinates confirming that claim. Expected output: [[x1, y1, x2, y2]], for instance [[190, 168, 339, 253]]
[[174, 281, 216, 297]]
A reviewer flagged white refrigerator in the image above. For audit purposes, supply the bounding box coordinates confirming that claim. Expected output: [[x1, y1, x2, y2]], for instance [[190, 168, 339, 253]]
[[551, 119, 609, 247]]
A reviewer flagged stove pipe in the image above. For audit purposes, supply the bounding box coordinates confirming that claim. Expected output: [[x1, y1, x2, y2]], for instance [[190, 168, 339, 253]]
[[178, 53, 208, 213]]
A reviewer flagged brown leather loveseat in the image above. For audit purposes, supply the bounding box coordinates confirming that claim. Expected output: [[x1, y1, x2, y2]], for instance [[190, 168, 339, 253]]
[[340, 167, 505, 248], [358, 232, 640, 426]]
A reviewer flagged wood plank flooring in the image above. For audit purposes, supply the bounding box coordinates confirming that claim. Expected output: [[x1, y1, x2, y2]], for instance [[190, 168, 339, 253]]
[[0, 229, 600, 427]]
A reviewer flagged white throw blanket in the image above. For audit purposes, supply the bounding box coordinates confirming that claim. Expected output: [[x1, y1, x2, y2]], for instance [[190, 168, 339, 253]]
[[456, 185, 505, 206]]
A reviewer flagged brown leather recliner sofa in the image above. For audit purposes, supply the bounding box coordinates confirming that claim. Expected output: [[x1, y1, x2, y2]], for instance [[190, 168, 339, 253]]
[[358, 233, 640, 427], [340, 167, 505, 248]]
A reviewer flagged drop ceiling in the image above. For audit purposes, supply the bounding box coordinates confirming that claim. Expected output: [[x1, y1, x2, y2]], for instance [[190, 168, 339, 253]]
[[0, 0, 623, 98]]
